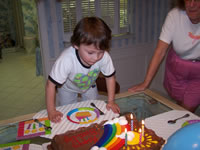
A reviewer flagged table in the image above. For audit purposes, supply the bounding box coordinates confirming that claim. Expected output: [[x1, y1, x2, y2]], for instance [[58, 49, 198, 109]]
[[145, 110, 200, 140], [0, 89, 184, 127], [0, 89, 195, 146]]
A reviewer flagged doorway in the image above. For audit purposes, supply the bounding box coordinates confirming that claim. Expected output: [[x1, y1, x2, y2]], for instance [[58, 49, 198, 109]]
[[0, 0, 45, 121]]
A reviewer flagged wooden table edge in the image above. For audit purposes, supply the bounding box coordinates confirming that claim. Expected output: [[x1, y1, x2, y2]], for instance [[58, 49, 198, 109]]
[[0, 113, 36, 126], [115, 89, 186, 111]]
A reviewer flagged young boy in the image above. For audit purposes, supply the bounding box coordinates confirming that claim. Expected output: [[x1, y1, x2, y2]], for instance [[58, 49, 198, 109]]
[[46, 17, 120, 123]]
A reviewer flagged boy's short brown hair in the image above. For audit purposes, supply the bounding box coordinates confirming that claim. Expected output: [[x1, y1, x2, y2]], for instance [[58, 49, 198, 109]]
[[71, 17, 111, 51]]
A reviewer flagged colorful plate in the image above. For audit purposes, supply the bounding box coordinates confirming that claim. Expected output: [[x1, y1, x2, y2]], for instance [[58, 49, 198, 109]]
[[182, 119, 200, 128], [67, 107, 100, 124]]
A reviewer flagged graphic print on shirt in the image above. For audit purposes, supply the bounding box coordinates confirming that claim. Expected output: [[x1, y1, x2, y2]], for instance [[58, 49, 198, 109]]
[[73, 69, 100, 90], [188, 32, 200, 44]]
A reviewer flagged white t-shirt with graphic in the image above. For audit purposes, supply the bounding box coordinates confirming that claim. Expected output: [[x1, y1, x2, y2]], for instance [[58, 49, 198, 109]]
[[49, 46, 115, 93], [159, 8, 200, 60]]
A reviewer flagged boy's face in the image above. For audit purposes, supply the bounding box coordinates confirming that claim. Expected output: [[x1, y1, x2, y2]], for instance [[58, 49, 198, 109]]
[[74, 44, 105, 67]]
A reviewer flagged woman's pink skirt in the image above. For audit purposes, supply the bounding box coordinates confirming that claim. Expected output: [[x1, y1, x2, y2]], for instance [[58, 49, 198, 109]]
[[164, 48, 200, 108]]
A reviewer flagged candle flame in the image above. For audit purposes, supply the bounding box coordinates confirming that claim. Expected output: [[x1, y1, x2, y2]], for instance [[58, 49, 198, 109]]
[[142, 120, 145, 125], [139, 128, 141, 133], [130, 114, 133, 119], [125, 128, 127, 133]]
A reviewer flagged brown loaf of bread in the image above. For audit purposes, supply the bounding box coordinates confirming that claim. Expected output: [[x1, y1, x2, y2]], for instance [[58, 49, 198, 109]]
[[47, 114, 165, 150]]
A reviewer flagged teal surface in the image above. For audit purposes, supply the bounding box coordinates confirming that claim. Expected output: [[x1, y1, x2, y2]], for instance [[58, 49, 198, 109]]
[[0, 123, 18, 144], [115, 93, 172, 121]]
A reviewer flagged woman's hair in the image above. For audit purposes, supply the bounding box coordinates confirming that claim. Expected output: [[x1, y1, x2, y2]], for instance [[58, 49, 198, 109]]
[[171, 0, 185, 10], [71, 17, 112, 51]]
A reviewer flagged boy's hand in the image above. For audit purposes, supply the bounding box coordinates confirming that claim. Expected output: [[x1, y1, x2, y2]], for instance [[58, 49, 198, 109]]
[[106, 101, 120, 114], [48, 110, 63, 123]]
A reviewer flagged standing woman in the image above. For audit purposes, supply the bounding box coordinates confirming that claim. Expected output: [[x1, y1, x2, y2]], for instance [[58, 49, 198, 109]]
[[129, 0, 200, 113]]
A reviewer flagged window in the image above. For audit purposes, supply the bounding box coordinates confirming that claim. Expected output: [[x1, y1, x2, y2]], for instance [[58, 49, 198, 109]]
[[100, 0, 115, 29], [61, 0, 130, 41]]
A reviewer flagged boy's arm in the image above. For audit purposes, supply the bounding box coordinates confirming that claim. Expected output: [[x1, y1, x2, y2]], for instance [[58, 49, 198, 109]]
[[46, 80, 63, 123], [105, 76, 120, 114]]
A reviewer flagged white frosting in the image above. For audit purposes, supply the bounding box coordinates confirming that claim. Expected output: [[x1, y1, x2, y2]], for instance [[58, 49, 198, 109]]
[[119, 118, 128, 125], [90, 146, 107, 150], [119, 116, 126, 120], [99, 147, 107, 150], [90, 146, 99, 150], [104, 116, 128, 125], [116, 131, 135, 141], [113, 117, 119, 123]]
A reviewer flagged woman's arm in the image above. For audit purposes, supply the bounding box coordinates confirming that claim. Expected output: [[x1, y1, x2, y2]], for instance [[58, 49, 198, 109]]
[[128, 40, 170, 93]]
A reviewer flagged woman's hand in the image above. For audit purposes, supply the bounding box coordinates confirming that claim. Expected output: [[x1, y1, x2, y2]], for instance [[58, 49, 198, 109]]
[[48, 110, 63, 123], [128, 82, 147, 93], [106, 101, 120, 114]]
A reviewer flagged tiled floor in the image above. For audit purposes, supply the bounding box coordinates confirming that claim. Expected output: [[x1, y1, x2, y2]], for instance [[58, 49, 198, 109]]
[[0, 49, 46, 121]]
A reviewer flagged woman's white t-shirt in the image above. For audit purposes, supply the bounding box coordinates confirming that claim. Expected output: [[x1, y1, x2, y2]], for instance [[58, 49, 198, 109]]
[[159, 8, 200, 60]]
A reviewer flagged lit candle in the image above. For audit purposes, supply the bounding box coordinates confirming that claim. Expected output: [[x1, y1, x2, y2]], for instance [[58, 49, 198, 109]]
[[125, 128, 127, 146], [139, 128, 142, 144], [142, 120, 145, 137], [130, 114, 134, 131]]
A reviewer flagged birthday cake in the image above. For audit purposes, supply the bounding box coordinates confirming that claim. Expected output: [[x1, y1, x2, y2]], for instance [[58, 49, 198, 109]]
[[47, 113, 165, 150]]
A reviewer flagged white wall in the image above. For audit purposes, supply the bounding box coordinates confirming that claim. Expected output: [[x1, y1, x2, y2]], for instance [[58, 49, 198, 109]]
[[110, 36, 168, 97], [111, 44, 154, 91]]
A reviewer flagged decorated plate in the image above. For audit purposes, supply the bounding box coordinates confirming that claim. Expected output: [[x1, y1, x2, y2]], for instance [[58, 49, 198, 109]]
[[182, 119, 200, 128], [67, 107, 100, 124]]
